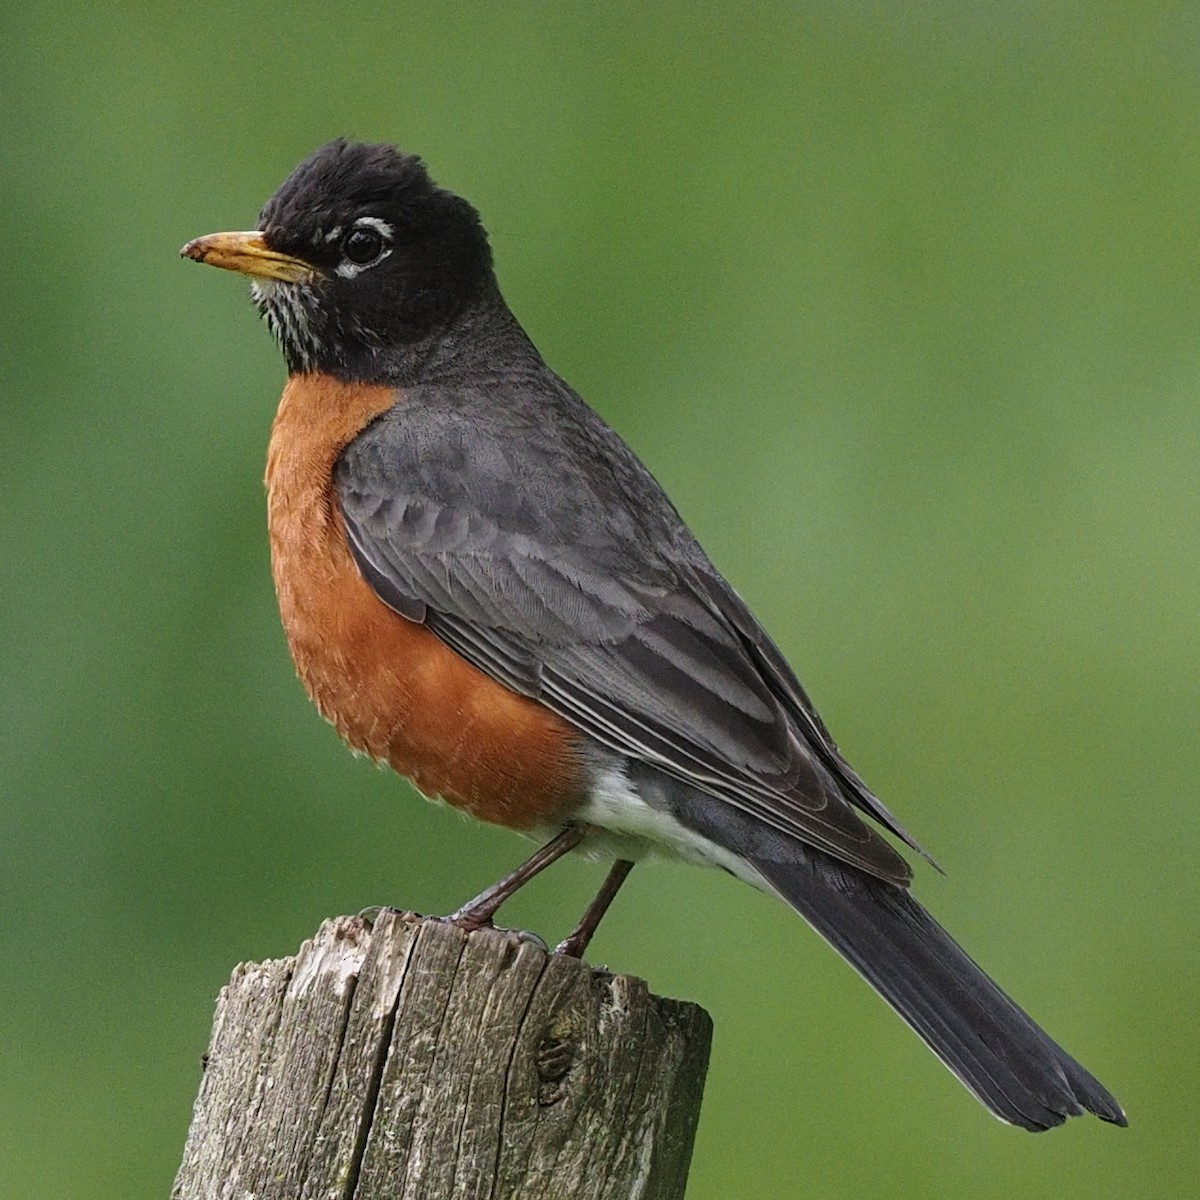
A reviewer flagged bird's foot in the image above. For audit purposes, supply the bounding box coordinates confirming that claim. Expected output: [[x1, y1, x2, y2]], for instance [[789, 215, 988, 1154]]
[[443, 910, 548, 952], [552, 929, 589, 958], [357, 904, 405, 927]]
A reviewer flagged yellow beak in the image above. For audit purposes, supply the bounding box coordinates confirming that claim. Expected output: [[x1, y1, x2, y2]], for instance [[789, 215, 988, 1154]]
[[180, 231, 315, 283]]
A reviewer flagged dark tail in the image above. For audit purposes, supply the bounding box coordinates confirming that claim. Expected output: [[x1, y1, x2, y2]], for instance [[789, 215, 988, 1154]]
[[751, 851, 1126, 1131]]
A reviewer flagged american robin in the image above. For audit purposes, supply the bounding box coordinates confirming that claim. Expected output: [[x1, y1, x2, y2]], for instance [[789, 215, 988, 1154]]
[[182, 139, 1125, 1131]]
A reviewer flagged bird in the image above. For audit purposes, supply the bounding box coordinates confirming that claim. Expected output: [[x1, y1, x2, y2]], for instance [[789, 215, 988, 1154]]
[[181, 138, 1125, 1132]]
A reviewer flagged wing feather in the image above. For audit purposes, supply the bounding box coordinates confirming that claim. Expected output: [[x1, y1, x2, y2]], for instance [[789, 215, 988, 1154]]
[[336, 390, 925, 884]]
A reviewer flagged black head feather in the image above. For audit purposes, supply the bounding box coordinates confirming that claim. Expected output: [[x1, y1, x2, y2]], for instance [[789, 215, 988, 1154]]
[[251, 140, 502, 380]]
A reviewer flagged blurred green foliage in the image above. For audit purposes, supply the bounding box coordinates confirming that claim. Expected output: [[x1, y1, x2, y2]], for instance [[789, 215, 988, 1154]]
[[2, 3, 1197, 1196]]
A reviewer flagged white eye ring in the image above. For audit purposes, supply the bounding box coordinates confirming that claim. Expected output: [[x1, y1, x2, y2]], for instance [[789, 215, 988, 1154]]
[[335, 217, 394, 278]]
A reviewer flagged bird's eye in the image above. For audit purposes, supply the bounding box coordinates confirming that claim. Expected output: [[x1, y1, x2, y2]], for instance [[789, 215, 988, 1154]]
[[343, 227, 386, 265]]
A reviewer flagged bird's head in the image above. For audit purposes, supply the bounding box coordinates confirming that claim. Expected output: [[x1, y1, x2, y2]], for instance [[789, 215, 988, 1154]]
[[182, 139, 495, 379]]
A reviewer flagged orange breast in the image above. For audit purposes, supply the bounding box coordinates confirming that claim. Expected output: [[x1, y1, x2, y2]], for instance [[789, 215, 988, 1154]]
[[264, 374, 586, 829]]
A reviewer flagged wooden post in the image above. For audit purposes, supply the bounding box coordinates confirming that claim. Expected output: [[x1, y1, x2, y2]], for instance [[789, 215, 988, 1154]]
[[171, 910, 712, 1200]]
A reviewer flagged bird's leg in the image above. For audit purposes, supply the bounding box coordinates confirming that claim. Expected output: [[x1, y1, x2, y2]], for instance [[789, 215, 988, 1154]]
[[554, 858, 636, 958], [450, 825, 588, 931]]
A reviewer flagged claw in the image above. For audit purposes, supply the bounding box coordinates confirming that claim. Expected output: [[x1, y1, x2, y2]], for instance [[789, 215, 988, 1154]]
[[442, 912, 549, 953]]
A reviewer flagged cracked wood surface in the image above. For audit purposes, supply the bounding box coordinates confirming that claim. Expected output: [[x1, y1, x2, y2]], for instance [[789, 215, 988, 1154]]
[[171, 912, 712, 1200]]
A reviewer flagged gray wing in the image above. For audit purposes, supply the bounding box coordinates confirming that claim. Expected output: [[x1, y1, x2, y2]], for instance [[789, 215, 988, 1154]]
[[336, 387, 928, 885]]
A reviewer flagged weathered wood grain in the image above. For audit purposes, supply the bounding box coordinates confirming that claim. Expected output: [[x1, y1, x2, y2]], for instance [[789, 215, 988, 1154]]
[[172, 911, 712, 1200]]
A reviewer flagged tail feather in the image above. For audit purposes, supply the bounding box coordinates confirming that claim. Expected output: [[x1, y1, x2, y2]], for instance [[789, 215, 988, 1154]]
[[751, 851, 1126, 1131]]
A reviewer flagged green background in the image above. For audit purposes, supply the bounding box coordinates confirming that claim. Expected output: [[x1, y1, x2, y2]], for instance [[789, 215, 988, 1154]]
[[3, 4, 1196, 1197]]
